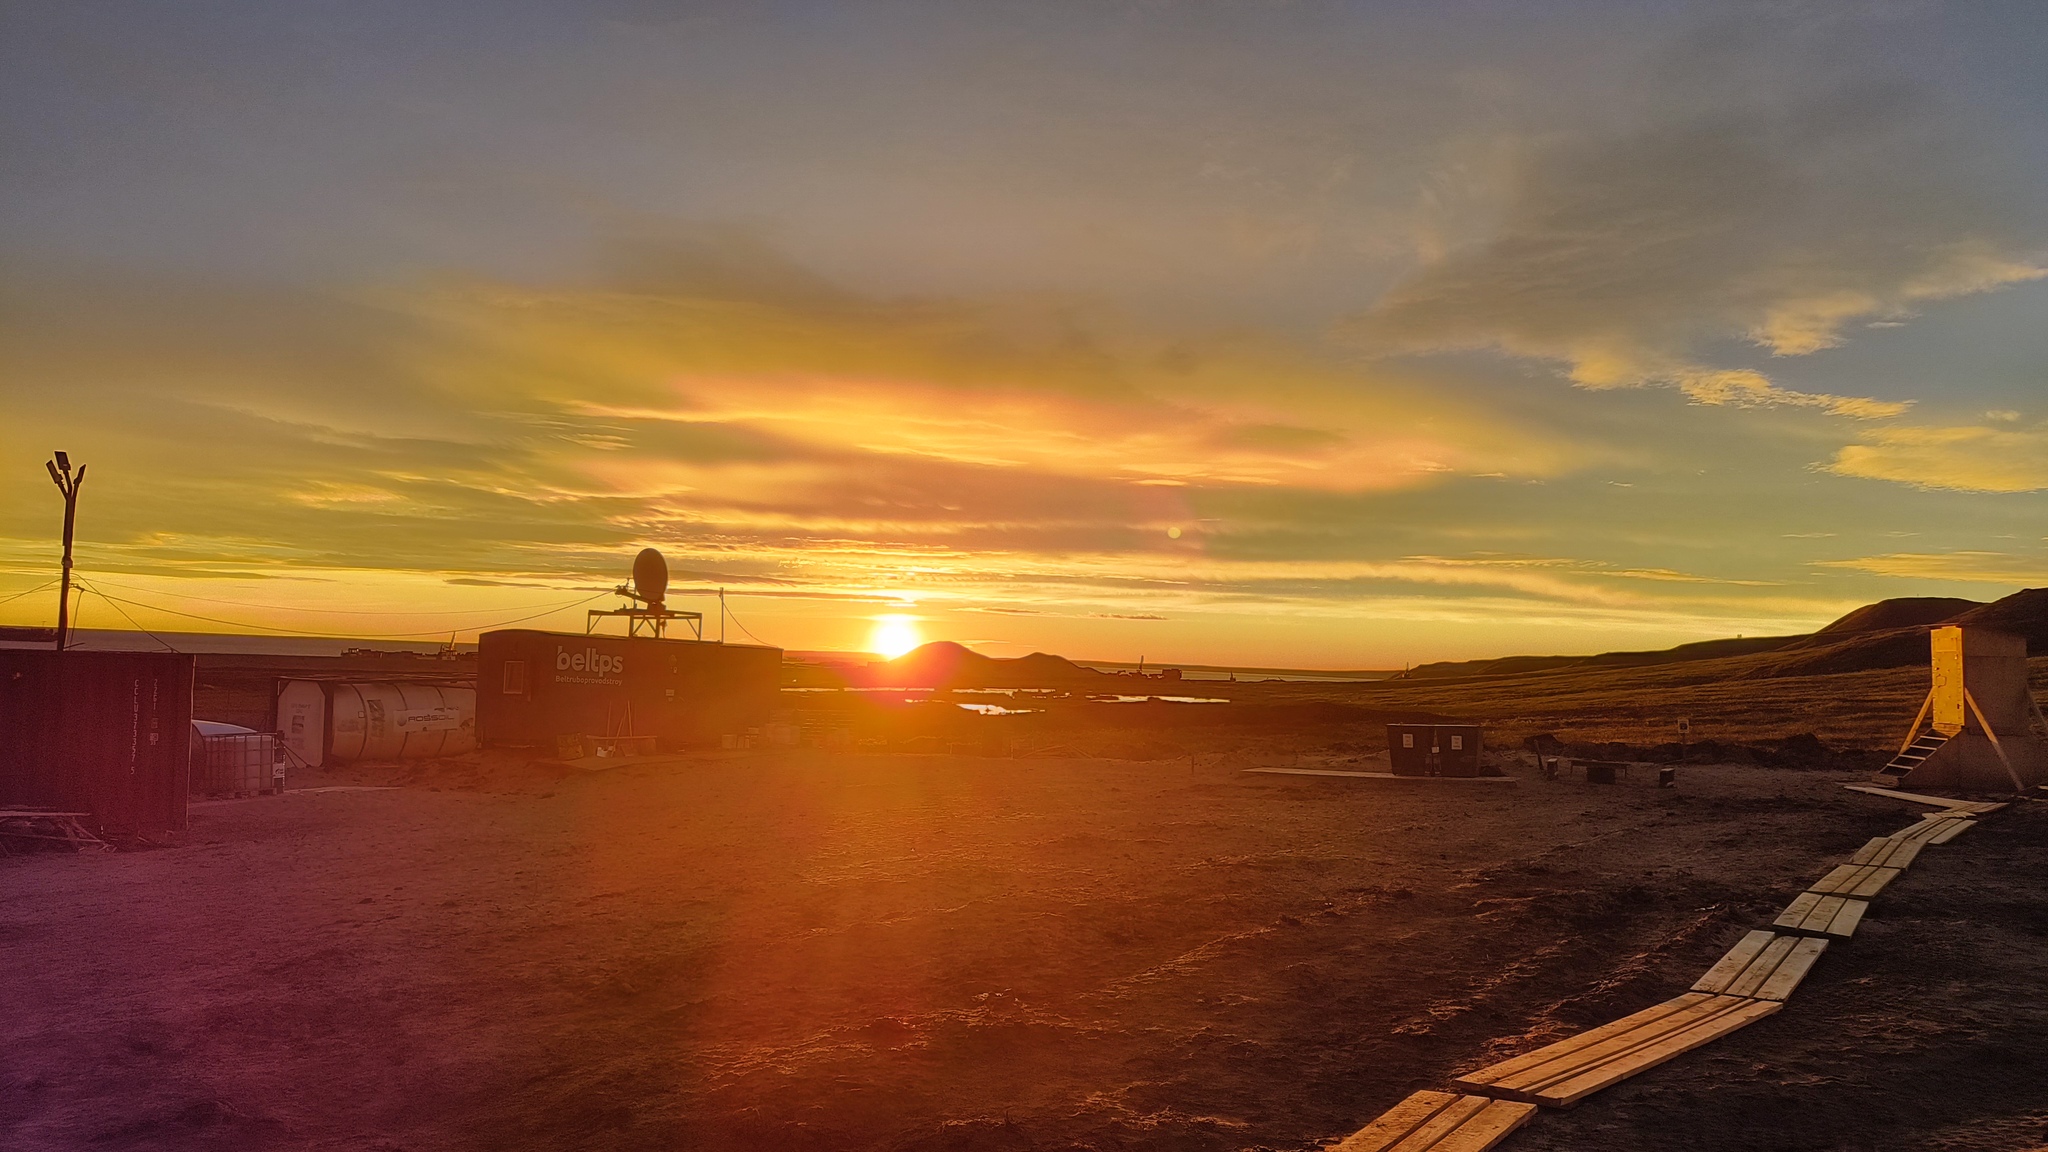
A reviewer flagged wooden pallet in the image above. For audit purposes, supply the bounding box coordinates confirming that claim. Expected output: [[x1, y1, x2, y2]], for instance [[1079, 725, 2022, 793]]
[[1450, 992, 1781, 1108], [1807, 862, 1900, 899], [1774, 891, 1869, 937], [1848, 836, 1923, 869], [1691, 930, 1829, 1001], [1325, 1090, 1537, 1152], [0, 810, 107, 853]]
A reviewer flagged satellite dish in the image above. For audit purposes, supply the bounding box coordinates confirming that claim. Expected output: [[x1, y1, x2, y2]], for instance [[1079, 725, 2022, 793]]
[[631, 548, 668, 608]]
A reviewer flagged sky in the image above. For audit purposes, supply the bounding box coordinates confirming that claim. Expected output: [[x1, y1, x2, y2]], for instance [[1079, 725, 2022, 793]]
[[2, 0, 2046, 667]]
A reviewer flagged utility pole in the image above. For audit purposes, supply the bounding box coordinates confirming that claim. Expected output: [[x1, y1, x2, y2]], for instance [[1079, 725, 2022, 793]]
[[45, 451, 85, 651]]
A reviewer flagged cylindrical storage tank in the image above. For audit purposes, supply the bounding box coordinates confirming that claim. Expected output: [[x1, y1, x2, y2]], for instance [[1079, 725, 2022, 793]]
[[326, 681, 476, 763], [275, 679, 329, 768]]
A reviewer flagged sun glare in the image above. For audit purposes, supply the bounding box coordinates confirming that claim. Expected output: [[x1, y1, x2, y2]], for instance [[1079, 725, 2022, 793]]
[[868, 615, 923, 659]]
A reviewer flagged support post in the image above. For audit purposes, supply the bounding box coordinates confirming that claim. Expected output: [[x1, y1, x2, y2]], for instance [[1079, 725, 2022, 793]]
[[1963, 688, 2027, 793]]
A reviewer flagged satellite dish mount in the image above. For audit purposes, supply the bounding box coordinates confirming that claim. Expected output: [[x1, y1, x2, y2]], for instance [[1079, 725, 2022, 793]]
[[587, 548, 703, 639]]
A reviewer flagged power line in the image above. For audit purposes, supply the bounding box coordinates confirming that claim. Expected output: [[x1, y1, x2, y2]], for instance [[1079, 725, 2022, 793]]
[[82, 585, 614, 641], [719, 596, 772, 647], [72, 577, 181, 653], [84, 575, 597, 617], [0, 579, 57, 608]]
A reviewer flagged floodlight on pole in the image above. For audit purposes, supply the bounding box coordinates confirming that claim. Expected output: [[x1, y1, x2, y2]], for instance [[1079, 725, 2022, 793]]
[[46, 451, 85, 651]]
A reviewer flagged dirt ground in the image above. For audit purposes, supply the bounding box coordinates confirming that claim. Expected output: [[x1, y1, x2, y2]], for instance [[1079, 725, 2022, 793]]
[[4, 742, 2045, 1152]]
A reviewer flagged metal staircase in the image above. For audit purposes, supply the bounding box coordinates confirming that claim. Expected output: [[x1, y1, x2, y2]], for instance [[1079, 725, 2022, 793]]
[[1878, 729, 1952, 779]]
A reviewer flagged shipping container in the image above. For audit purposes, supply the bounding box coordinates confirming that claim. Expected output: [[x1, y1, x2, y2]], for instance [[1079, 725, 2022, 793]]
[[1386, 723, 1488, 777], [0, 650, 193, 835], [477, 629, 781, 749]]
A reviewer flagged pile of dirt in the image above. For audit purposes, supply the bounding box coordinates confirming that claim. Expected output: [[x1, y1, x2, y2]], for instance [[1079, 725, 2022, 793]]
[[1521, 731, 1883, 771]]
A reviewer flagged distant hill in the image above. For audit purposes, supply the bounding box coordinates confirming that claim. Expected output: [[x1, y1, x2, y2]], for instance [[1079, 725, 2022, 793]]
[[1404, 634, 1801, 680], [1805, 596, 1982, 639], [1953, 587, 2048, 650], [1402, 592, 2048, 682], [856, 641, 1111, 688]]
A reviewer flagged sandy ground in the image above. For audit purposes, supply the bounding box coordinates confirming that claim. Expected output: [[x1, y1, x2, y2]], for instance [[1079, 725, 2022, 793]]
[[3, 750, 2045, 1151]]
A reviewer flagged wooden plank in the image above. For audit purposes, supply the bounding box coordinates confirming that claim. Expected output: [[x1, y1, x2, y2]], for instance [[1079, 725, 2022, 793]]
[[1840, 783, 1979, 810], [1692, 930, 1777, 995], [1823, 898, 1869, 937], [1807, 863, 1899, 899], [1326, 1092, 1532, 1152], [1751, 937, 1829, 1002], [1477, 996, 1746, 1098], [1452, 994, 1715, 1091], [1429, 1100, 1538, 1152], [1245, 768, 1516, 783], [1530, 998, 1782, 1107], [1928, 818, 1975, 844], [1895, 815, 1971, 845], [1848, 836, 1923, 869], [1325, 1090, 1460, 1152], [1393, 1096, 1494, 1150], [1722, 935, 1798, 999], [1774, 893, 1868, 938]]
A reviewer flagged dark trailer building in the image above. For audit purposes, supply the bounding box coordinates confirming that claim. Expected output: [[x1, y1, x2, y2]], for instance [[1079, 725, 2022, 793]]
[[478, 629, 781, 749], [0, 650, 194, 835], [1386, 722, 1489, 778]]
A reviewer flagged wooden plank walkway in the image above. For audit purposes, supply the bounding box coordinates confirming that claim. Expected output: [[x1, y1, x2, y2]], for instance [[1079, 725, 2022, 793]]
[[1807, 862, 1900, 899], [1691, 930, 1828, 1001], [1324, 1091, 1536, 1152], [1774, 892, 1869, 937], [1450, 993, 1781, 1108], [1848, 836, 1923, 869], [1894, 814, 1976, 845], [1840, 784, 1975, 809], [1315, 770, 2007, 1144]]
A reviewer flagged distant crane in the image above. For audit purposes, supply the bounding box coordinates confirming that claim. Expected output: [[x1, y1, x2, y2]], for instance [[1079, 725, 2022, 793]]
[[45, 451, 85, 651]]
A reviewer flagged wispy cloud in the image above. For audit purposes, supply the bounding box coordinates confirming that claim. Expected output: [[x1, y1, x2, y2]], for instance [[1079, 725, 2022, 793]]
[[1818, 551, 2048, 584], [1826, 421, 2048, 493]]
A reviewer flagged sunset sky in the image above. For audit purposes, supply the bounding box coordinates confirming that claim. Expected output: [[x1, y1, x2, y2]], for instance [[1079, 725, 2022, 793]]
[[3, 2, 2045, 667]]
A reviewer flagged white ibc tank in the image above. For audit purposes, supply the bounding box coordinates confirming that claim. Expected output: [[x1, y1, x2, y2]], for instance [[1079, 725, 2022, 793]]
[[326, 681, 476, 763]]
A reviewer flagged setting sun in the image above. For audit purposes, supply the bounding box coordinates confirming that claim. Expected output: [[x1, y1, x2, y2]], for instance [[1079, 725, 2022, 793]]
[[867, 615, 923, 659]]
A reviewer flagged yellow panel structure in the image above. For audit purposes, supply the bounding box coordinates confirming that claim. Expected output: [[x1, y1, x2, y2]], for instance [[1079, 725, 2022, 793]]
[[1930, 626, 1965, 735]]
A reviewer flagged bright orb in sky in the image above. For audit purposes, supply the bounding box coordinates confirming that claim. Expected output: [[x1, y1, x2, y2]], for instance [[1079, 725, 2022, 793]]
[[868, 615, 923, 659]]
